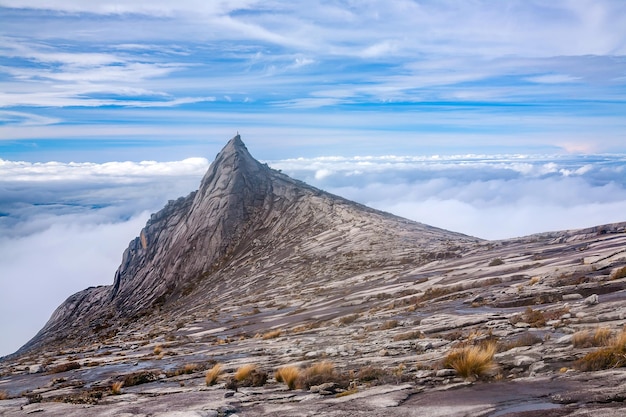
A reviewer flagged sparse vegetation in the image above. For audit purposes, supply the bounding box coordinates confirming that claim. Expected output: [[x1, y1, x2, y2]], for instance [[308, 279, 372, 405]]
[[111, 381, 123, 395], [444, 343, 497, 379], [235, 364, 258, 381], [297, 361, 349, 390], [47, 361, 81, 374], [489, 258, 504, 266], [510, 307, 547, 328], [611, 266, 626, 280], [122, 370, 158, 387], [380, 319, 399, 330], [572, 327, 613, 348], [275, 365, 300, 390], [339, 314, 359, 326], [575, 330, 626, 371], [205, 363, 223, 386], [262, 329, 282, 340], [182, 363, 199, 374], [231, 364, 267, 388], [356, 365, 391, 384]]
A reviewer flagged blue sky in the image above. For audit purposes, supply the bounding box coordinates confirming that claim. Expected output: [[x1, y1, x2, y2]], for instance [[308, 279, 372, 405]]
[[1, 1, 626, 356], [1, 0, 626, 161]]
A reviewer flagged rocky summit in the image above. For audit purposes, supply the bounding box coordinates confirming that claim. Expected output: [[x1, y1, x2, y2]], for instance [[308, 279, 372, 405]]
[[1, 135, 626, 416]]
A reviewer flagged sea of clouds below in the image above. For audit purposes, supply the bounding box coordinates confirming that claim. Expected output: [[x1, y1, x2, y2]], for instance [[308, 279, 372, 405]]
[[1, 153, 626, 356]]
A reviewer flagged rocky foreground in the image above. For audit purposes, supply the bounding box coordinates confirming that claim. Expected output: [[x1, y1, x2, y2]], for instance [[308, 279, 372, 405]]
[[1, 137, 625, 416]]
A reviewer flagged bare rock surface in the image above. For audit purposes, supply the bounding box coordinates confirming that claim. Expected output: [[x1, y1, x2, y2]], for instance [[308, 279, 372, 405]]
[[1, 135, 626, 416]]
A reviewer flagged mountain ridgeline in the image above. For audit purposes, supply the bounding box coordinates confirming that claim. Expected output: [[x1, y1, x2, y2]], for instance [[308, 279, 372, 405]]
[[19, 135, 478, 354]]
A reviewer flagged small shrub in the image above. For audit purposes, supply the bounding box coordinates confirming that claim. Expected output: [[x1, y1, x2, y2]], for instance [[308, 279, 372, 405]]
[[153, 345, 163, 355], [489, 258, 504, 267], [183, 363, 199, 374], [336, 387, 358, 397], [111, 381, 123, 395], [275, 365, 300, 390], [444, 343, 497, 379], [0, 391, 8, 400], [611, 266, 626, 280], [572, 327, 613, 348], [262, 329, 282, 340], [511, 307, 546, 328], [575, 330, 626, 371], [356, 366, 389, 384], [205, 363, 223, 386], [122, 370, 158, 387], [227, 365, 268, 388], [297, 361, 348, 390], [48, 361, 81, 374], [234, 364, 258, 382]]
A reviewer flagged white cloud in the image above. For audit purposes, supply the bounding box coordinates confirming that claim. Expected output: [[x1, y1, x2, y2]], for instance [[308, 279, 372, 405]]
[[0, 212, 150, 357]]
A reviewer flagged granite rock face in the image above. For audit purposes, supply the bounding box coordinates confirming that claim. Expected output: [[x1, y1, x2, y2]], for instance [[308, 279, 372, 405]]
[[18, 135, 476, 354]]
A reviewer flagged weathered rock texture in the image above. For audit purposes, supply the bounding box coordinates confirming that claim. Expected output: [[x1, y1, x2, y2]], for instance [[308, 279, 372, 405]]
[[2, 135, 626, 416], [18, 135, 476, 355]]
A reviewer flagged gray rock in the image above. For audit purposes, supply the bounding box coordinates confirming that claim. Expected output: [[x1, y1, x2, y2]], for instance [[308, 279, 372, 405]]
[[436, 369, 456, 377], [514, 356, 536, 367], [583, 294, 599, 305], [562, 294, 582, 301]]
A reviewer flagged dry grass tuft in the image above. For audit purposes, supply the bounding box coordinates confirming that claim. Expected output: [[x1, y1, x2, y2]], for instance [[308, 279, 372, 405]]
[[262, 329, 282, 340], [182, 363, 199, 374], [295, 361, 351, 390], [572, 327, 613, 348], [339, 314, 359, 326], [122, 370, 158, 387], [111, 381, 123, 395], [611, 266, 626, 280], [153, 345, 163, 355], [275, 365, 301, 390], [0, 391, 8, 400], [510, 307, 546, 328], [336, 387, 358, 397], [444, 343, 497, 379], [205, 363, 223, 386], [575, 330, 626, 371], [380, 320, 399, 330], [489, 258, 504, 266], [234, 364, 258, 382], [47, 361, 81, 374]]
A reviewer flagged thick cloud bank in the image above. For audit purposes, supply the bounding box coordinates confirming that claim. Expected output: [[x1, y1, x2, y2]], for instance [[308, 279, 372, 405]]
[[270, 153, 626, 239], [1, 153, 625, 356]]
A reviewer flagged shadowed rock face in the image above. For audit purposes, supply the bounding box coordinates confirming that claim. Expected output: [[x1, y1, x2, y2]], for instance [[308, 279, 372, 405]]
[[18, 135, 477, 354]]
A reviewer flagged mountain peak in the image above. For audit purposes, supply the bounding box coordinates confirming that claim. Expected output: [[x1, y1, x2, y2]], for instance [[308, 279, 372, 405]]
[[18, 134, 477, 354], [220, 133, 247, 157]]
